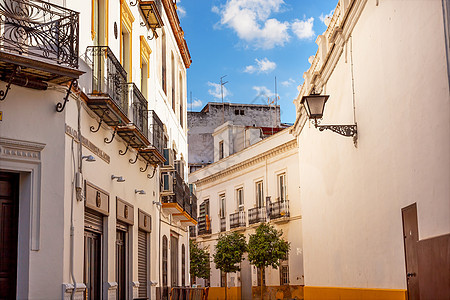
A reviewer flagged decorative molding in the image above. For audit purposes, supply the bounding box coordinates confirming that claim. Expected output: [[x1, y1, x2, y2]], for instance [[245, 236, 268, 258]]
[[120, 0, 135, 33], [140, 35, 152, 77], [65, 124, 110, 163], [62, 283, 86, 300], [0, 137, 45, 161], [195, 139, 297, 186]]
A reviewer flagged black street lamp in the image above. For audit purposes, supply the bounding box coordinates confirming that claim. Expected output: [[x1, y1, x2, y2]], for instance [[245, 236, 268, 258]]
[[300, 93, 358, 145]]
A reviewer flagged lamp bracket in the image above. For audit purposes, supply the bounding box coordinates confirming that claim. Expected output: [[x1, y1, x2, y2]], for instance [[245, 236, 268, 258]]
[[316, 124, 357, 137]]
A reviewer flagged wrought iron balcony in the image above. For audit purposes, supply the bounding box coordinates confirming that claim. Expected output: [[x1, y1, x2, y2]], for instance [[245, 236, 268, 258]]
[[0, 0, 82, 96], [139, 110, 165, 165], [248, 207, 267, 225], [190, 193, 198, 221], [220, 217, 226, 232], [85, 46, 129, 127], [270, 200, 290, 220], [230, 211, 246, 229], [198, 215, 211, 236]]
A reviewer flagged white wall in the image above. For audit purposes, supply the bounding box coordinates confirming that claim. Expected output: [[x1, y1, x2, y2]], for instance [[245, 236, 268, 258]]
[[293, 0, 450, 290]]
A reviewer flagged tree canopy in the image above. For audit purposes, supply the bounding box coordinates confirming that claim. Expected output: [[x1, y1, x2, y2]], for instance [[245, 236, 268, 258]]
[[248, 223, 290, 269], [213, 232, 247, 273], [189, 239, 210, 279]]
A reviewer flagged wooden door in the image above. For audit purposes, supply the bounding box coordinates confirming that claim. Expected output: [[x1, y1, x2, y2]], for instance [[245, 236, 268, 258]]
[[402, 203, 420, 300], [116, 229, 127, 300], [170, 235, 178, 287], [0, 172, 19, 299], [84, 231, 102, 300]]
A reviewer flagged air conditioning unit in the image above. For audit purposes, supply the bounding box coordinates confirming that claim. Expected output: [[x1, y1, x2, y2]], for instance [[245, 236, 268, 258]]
[[162, 148, 174, 170], [161, 172, 174, 195], [174, 160, 185, 180]]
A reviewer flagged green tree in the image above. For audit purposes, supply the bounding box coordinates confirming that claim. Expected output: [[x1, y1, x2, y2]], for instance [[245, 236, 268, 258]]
[[213, 232, 247, 300], [189, 239, 210, 281], [248, 223, 290, 300]]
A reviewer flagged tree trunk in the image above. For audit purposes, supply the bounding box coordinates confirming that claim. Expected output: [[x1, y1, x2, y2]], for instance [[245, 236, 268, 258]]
[[260, 268, 263, 300], [225, 273, 228, 300]]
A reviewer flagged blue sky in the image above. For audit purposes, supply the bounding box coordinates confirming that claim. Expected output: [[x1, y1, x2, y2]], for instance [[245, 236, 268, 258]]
[[178, 0, 337, 124]]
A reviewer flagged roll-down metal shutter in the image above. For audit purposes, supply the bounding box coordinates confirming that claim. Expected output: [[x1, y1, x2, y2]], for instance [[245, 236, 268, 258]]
[[138, 230, 148, 297], [85, 209, 103, 233]]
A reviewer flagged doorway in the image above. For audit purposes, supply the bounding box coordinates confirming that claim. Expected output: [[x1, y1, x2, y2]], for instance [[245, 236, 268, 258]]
[[0, 172, 19, 299], [402, 203, 420, 300]]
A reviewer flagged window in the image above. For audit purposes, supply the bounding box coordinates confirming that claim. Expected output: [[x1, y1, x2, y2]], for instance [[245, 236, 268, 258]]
[[179, 72, 183, 128], [236, 188, 244, 211], [256, 181, 264, 208], [219, 194, 226, 218], [219, 141, 224, 159], [277, 173, 287, 202], [182, 244, 186, 286], [171, 235, 179, 286], [171, 52, 176, 111], [240, 109, 245, 115], [140, 36, 151, 99], [234, 109, 244, 115], [92, 0, 107, 46], [279, 254, 289, 285], [162, 235, 168, 287], [161, 31, 166, 93], [120, 0, 133, 80]]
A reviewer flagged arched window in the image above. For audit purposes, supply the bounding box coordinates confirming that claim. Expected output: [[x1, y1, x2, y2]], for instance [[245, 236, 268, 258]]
[[181, 244, 186, 286]]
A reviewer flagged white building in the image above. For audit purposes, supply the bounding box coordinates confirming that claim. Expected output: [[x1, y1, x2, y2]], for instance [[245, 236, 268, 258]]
[[0, 0, 195, 299], [189, 128, 304, 300], [291, 0, 450, 299]]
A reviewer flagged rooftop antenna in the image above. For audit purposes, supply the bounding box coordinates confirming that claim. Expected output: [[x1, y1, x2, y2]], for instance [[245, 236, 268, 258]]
[[220, 75, 228, 124]]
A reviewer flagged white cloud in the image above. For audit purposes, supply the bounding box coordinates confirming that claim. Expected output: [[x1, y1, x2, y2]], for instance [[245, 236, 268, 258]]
[[319, 10, 334, 26], [208, 82, 231, 99], [244, 58, 276, 74], [177, 6, 186, 18], [214, 0, 290, 49], [253, 86, 274, 99], [292, 17, 315, 40], [281, 78, 295, 87], [190, 99, 203, 108]]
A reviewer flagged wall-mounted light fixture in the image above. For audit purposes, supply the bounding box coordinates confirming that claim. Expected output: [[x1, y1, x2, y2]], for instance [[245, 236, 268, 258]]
[[153, 200, 162, 206], [135, 189, 146, 195], [82, 155, 96, 162], [111, 175, 125, 182], [301, 93, 358, 146]]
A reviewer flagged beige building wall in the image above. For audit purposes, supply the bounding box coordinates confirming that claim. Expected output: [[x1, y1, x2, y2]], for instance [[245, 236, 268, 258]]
[[291, 0, 450, 298], [190, 129, 304, 295]]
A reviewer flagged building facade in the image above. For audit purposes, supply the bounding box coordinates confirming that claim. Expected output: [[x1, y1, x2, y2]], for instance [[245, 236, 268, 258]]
[[291, 0, 450, 299], [0, 0, 195, 299], [189, 129, 304, 300], [188, 102, 284, 173]]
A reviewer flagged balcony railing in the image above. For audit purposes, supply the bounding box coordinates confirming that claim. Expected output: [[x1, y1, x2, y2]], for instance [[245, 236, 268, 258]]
[[230, 211, 246, 229], [86, 46, 128, 117], [148, 110, 164, 154], [220, 217, 226, 232], [0, 0, 79, 68], [270, 200, 290, 219], [198, 215, 211, 235], [248, 207, 266, 225], [190, 194, 198, 221], [189, 226, 196, 238], [128, 83, 148, 139]]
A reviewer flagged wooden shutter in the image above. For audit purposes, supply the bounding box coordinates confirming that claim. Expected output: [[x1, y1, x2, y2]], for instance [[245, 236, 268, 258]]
[[138, 230, 148, 297], [85, 209, 103, 233]]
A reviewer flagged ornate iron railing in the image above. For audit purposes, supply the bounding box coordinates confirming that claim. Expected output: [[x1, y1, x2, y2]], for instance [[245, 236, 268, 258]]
[[270, 200, 290, 219], [0, 0, 79, 68], [248, 207, 266, 225], [127, 83, 148, 139], [86, 46, 128, 116], [148, 110, 164, 154], [220, 217, 226, 232], [230, 211, 246, 229]]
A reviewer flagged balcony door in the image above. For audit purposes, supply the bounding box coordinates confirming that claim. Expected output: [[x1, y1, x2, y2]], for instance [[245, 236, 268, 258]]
[[116, 223, 128, 300], [170, 235, 179, 287], [0, 172, 19, 299]]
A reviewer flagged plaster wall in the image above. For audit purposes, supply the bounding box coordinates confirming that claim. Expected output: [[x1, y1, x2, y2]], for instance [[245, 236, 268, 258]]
[[0, 85, 67, 299], [188, 103, 280, 165], [294, 0, 450, 290]]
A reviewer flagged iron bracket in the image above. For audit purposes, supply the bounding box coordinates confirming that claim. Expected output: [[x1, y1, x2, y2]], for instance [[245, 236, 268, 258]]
[[140, 162, 150, 172], [0, 66, 21, 101], [129, 152, 139, 164], [104, 127, 117, 144], [119, 145, 130, 156], [147, 164, 157, 179], [56, 79, 77, 112], [313, 120, 358, 147], [90, 110, 109, 133]]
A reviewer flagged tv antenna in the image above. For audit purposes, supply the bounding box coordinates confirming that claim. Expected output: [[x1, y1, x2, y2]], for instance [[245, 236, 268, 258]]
[[220, 75, 228, 124]]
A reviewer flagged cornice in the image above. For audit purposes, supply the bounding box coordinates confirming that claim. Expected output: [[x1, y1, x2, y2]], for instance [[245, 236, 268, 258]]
[[194, 139, 297, 186], [161, 0, 192, 68], [0, 137, 45, 162]]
